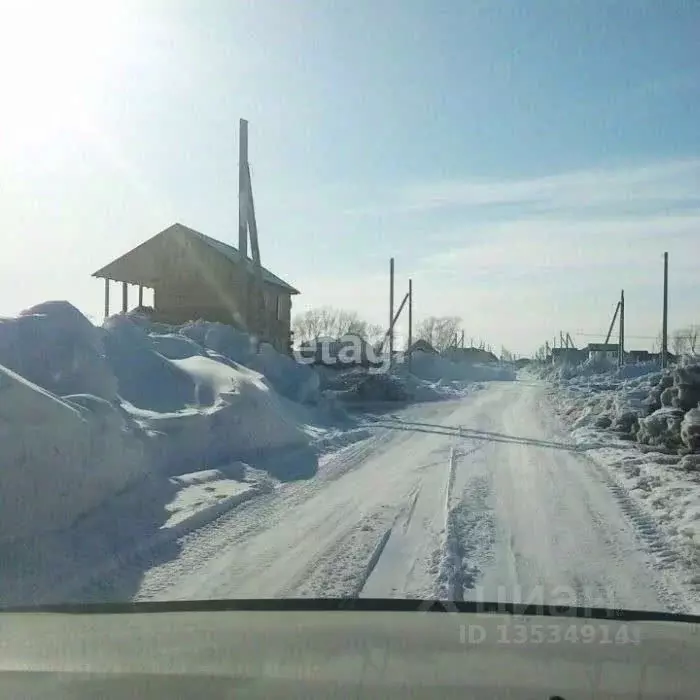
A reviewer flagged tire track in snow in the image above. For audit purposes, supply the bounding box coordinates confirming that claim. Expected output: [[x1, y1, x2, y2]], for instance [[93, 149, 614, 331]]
[[580, 457, 695, 613], [436, 443, 496, 602], [286, 483, 425, 598], [585, 458, 681, 569]]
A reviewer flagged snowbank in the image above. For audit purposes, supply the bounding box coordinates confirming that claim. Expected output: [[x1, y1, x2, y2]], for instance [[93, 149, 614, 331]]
[[318, 368, 409, 403], [0, 301, 118, 400], [545, 361, 700, 585], [0, 303, 321, 541], [0, 364, 146, 540], [133, 355, 310, 473], [409, 350, 515, 384]]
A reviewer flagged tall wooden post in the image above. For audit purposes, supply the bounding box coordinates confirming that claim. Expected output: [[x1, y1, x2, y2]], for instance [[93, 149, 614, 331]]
[[121, 282, 128, 313], [104, 279, 110, 320], [138, 285, 144, 307], [618, 289, 625, 367], [662, 252, 669, 368], [407, 278, 413, 374], [239, 119, 249, 258], [239, 118, 249, 332], [389, 257, 395, 365]]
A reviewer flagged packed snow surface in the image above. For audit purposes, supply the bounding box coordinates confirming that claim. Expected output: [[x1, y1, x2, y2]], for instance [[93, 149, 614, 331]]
[[62, 381, 697, 614]]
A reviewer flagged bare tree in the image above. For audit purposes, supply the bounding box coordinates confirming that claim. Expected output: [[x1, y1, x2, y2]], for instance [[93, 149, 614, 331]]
[[416, 316, 462, 352], [672, 330, 688, 356], [292, 307, 383, 345], [673, 325, 699, 355]]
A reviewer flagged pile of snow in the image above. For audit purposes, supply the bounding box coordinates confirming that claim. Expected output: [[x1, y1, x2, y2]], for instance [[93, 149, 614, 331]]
[[0, 301, 118, 400], [0, 364, 146, 540], [409, 350, 515, 384], [132, 354, 310, 473], [179, 320, 320, 403], [318, 367, 409, 403], [546, 360, 700, 582], [316, 350, 515, 405], [0, 302, 320, 541]]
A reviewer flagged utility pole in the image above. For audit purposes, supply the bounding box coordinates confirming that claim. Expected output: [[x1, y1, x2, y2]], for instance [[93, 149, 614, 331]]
[[461, 330, 465, 349], [618, 289, 625, 367], [407, 278, 413, 374], [662, 252, 668, 368], [389, 257, 395, 365]]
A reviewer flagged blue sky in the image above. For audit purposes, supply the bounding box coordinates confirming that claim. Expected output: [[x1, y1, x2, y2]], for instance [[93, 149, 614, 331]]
[[0, 0, 698, 354]]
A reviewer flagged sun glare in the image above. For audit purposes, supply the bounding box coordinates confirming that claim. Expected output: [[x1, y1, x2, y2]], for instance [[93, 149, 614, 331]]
[[0, 0, 128, 156]]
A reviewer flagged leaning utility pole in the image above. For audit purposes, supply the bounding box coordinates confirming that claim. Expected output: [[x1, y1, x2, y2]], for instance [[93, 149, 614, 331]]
[[407, 278, 413, 373], [237, 118, 266, 343], [618, 289, 625, 367], [604, 301, 621, 345], [239, 119, 249, 329], [662, 252, 669, 368], [389, 257, 395, 365]]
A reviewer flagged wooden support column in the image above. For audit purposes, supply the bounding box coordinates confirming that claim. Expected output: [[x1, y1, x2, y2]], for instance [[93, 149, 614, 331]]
[[138, 285, 144, 307], [122, 282, 128, 313], [239, 118, 250, 332], [104, 279, 110, 320]]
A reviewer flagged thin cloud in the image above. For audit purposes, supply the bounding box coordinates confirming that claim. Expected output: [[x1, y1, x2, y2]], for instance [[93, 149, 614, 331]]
[[397, 159, 700, 213]]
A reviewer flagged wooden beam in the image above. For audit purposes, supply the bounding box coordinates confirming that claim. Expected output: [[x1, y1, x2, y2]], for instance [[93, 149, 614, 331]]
[[122, 282, 128, 313], [604, 301, 620, 345], [104, 279, 110, 320], [138, 285, 144, 307], [238, 118, 249, 259], [245, 161, 266, 344]]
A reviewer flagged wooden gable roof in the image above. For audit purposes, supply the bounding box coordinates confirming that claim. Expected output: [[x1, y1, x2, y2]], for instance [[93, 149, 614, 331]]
[[92, 223, 300, 294]]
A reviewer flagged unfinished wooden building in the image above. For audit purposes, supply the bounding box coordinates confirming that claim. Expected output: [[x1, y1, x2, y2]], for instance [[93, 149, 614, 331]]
[[92, 223, 299, 353]]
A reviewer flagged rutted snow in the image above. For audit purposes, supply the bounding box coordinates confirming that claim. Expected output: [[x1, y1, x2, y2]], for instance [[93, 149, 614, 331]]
[[539, 360, 700, 593], [88, 381, 697, 615]]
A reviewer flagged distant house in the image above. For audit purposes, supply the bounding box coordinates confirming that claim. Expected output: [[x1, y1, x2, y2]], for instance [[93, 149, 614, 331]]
[[92, 223, 299, 353], [586, 343, 619, 362], [550, 347, 588, 365], [443, 347, 499, 364], [408, 339, 438, 355]]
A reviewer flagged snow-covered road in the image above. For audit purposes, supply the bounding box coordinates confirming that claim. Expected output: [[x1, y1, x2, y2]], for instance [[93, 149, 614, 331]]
[[127, 379, 694, 613]]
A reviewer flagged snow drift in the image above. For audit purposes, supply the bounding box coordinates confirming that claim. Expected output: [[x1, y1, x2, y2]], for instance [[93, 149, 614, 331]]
[[0, 364, 146, 540], [0, 302, 315, 540], [543, 358, 700, 577], [409, 350, 515, 384]]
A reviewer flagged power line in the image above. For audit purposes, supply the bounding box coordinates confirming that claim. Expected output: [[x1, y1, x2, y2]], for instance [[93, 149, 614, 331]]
[[573, 332, 663, 340]]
